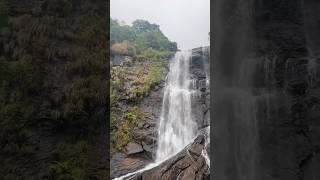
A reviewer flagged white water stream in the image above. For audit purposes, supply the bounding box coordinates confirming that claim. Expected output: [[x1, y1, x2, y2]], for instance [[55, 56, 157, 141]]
[[114, 51, 207, 180], [155, 51, 197, 161]]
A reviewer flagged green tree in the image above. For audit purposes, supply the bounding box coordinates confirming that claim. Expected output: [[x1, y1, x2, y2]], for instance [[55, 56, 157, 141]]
[[132, 19, 160, 33], [110, 18, 177, 54], [110, 19, 136, 44]]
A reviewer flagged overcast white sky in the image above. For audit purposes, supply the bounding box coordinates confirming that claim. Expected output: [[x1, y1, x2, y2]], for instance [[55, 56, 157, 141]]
[[110, 0, 210, 50]]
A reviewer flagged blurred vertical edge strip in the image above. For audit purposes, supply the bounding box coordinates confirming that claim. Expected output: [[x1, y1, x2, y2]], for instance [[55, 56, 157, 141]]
[[210, 0, 214, 179], [107, 0, 111, 179], [0, 0, 110, 179]]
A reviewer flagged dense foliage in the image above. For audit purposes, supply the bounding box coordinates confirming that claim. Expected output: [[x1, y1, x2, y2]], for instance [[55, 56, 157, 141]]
[[110, 18, 177, 54], [110, 58, 168, 150], [0, 0, 108, 179]]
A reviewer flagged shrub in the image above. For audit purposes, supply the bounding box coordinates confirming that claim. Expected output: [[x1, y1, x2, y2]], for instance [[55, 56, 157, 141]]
[[110, 79, 123, 106], [139, 48, 174, 60], [126, 60, 167, 100], [111, 106, 145, 150], [111, 40, 136, 56], [112, 121, 131, 150]]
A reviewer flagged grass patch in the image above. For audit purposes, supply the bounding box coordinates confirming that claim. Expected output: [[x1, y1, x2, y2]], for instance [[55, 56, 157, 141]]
[[111, 58, 167, 102], [127, 60, 167, 100], [112, 106, 145, 150]]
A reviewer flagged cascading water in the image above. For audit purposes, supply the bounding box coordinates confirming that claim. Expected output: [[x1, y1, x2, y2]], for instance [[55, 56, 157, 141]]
[[155, 51, 197, 162], [114, 51, 199, 180]]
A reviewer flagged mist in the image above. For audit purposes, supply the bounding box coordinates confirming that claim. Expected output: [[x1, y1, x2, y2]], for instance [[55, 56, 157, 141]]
[[110, 0, 210, 50]]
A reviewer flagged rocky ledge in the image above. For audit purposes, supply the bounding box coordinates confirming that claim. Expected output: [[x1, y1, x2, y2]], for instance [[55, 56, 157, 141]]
[[129, 132, 210, 180]]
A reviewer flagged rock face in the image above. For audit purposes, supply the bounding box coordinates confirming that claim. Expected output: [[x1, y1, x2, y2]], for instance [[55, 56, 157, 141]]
[[190, 47, 210, 129], [120, 49, 211, 180], [125, 142, 144, 155], [111, 49, 210, 179], [111, 152, 152, 179], [213, 0, 320, 180], [110, 59, 167, 178], [111, 55, 133, 66], [130, 134, 210, 180]]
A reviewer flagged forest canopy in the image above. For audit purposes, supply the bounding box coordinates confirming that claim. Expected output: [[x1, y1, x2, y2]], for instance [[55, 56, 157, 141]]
[[110, 18, 178, 54]]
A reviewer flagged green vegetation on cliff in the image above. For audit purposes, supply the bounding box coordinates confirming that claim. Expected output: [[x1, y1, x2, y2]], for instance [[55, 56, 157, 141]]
[[112, 106, 146, 150], [111, 60, 166, 101], [110, 59, 167, 150], [110, 18, 175, 151]]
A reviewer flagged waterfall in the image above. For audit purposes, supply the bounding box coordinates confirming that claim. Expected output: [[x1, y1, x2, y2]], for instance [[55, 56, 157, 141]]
[[114, 51, 199, 180], [155, 51, 197, 162]]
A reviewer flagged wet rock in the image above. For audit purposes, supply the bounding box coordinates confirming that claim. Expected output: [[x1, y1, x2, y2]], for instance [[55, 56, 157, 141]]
[[141, 142, 155, 154], [205, 143, 210, 155], [194, 134, 205, 144], [110, 152, 152, 179], [125, 142, 144, 155], [190, 47, 210, 130], [143, 123, 150, 129], [129, 134, 209, 180]]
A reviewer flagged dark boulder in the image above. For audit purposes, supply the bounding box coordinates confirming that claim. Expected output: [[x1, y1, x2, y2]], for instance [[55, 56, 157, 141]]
[[110, 152, 152, 179], [130, 134, 209, 180]]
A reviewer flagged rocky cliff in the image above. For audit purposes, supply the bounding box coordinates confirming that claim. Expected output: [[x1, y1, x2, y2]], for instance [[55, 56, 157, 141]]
[[191, 47, 210, 130], [117, 47, 210, 180], [110, 78, 166, 178], [110, 53, 169, 178], [213, 0, 320, 179]]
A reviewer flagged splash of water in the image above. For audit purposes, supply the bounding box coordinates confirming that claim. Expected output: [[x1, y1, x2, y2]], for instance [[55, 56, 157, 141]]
[[155, 51, 197, 162]]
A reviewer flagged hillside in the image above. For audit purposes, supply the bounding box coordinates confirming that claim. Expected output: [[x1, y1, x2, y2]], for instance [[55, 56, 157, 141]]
[[110, 18, 177, 178], [0, 0, 108, 179]]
